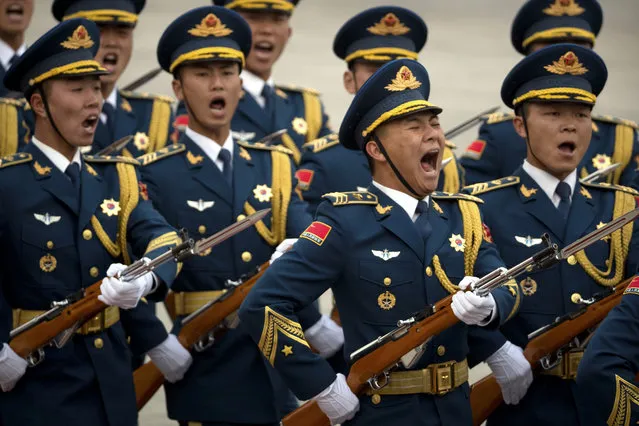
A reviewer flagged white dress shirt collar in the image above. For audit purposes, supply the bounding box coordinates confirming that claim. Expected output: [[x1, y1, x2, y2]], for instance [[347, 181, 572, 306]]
[[30, 136, 82, 174], [0, 38, 25, 71], [241, 69, 275, 108], [185, 126, 234, 173], [522, 160, 577, 208], [372, 181, 429, 222]]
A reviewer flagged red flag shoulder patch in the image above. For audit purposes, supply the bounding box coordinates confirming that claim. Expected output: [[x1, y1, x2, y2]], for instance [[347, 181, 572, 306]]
[[300, 221, 332, 246], [624, 276, 639, 296], [139, 181, 149, 201], [463, 140, 487, 160], [482, 223, 493, 243], [295, 169, 314, 191]]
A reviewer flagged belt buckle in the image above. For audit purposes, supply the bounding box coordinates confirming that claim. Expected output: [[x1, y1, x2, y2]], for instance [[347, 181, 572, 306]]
[[432, 361, 455, 395], [565, 351, 583, 380]]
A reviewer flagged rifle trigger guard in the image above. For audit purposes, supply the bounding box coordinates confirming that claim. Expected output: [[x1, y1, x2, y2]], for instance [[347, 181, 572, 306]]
[[26, 348, 45, 368], [368, 370, 391, 391], [194, 331, 215, 353], [540, 349, 563, 371]]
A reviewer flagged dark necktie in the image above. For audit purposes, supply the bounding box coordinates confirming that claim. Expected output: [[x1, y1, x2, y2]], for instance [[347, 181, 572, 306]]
[[261, 84, 275, 121], [7, 54, 18, 69], [555, 181, 571, 219], [65, 162, 81, 198], [102, 102, 116, 141], [414, 200, 432, 241], [218, 148, 233, 186]]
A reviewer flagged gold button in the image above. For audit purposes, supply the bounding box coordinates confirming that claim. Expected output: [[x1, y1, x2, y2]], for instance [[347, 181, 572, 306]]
[[94, 338, 104, 349], [571, 293, 582, 304], [383, 277, 391, 286], [46, 241, 54, 249], [198, 225, 206, 234], [437, 345, 446, 356], [89, 266, 99, 278], [241, 251, 252, 262], [567, 255, 577, 265], [425, 266, 432, 277], [82, 229, 92, 240], [237, 214, 247, 222], [371, 394, 381, 405]]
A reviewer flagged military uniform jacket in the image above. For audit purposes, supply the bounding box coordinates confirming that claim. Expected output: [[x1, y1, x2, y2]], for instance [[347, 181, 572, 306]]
[[575, 277, 639, 426], [464, 168, 639, 426], [238, 186, 520, 426], [139, 134, 320, 423], [0, 97, 32, 157], [460, 113, 639, 186], [0, 143, 181, 426]]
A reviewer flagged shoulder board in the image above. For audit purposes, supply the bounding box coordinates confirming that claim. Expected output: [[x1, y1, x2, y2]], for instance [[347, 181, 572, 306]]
[[462, 176, 520, 196], [0, 152, 32, 169], [431, 191, 484, 204], [592, 114, 639, 130], [445, 140, 457, 149], [119, 90, 175, 104], [0, 97, 25, 107], [483, 111, 515, 125], [275, 84, 321, 96], [236, 140, 293, 155], [581, 181, 639, 196], [302, 133, 340, 153], [84, 154, 140, 166], [136, 143, 186, 166], [322, 191, 378, 206]]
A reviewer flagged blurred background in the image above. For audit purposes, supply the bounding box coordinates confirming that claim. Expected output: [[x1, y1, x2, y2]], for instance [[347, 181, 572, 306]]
[[26, 1, 639, 424]]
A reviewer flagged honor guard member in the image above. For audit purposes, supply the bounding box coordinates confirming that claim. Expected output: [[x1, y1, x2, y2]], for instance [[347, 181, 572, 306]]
[[295, 7, 466, 214], [463, 44, 639, 426], [143, 7, 343, 425], [460, 0, 639, 187], [52, 0, 175, 157], [576, 276, 639, 426], [0, 19, 192, 426], [239, 58, 521, 426]]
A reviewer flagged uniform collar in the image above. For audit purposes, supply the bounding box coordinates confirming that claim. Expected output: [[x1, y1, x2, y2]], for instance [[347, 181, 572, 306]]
[[185, 126, 235, 164], [105, 86, 118, 109], [241, 69, 274, 101], [372, 180, 429, 221], [522, 159, 577, 204], [30, 136, 82, 174], [0, 38, 25, 70]]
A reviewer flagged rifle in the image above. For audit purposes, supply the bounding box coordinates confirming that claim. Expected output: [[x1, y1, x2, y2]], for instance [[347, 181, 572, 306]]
[[133, 261, 270, 410], [281, 207, 639, 426], [8, 209, 270, 367], [95, 135, 133, 156], [444, 106, 500, 140], [122, 67, 163, 92], [470, 277, 633, 425]]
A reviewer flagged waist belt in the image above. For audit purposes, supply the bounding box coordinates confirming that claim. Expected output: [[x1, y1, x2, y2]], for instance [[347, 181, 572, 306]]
[[366, 359, 468, 397], [12, 306, 120, 335], [172, 290, 226, 316], [540, 349, 584, 380]]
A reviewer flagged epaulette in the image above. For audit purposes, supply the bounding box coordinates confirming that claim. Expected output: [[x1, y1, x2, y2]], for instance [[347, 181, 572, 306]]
[[581, 181, 639, 196], [237, 140, 293, 155], [483, 111, 515, 125], [322, 191, 378, 206], [302, 133, 340, 153], [462, 176, 520, 196], [0, 152, 31, 169], [431, 191, 484, 204], [275, 83, 321, 96], [136, 143, 186, 166], [592, 114, 639, 130], [84, 154, 140, 166], [119, 90, 175, 104], [0, 97, 25, 107], [445, 140, 456, 149]]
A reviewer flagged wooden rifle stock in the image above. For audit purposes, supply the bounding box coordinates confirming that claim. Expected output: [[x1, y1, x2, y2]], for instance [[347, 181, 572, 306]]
[[133, 262, 270, 410], [470, 278, 632, 426]]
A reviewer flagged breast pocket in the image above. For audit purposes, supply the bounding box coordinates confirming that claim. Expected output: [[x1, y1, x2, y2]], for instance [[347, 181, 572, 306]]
[[359, 260, 420, 321], [21, 224, 76, 289]]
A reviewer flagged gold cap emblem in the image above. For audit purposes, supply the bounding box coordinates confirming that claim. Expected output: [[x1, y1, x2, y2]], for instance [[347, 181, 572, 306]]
[[385, 65, 421, 92], [544, 51, 589, 75], [543, 0, 585, 17], [367, 13, 410, 36], [61, 25, 94, 50], [189, 13, 233, 38]]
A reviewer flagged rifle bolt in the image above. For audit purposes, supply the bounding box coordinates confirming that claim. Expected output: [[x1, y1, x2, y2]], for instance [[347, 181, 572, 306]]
[[571, 293, 583, 304]]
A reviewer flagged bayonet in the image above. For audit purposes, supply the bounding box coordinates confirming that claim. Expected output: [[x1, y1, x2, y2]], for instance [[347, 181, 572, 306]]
[[122, 67, 163, 92], [95, 135, 133, 156], [444, 106, 500, 140], [257, 129, 287, 146], [580, 163, 621, 183]]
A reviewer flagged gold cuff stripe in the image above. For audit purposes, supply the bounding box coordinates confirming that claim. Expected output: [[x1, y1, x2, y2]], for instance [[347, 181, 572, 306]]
[[258, 306, 309, 366], [513, 87, 596, 106], [608, 374, 639, 426], [145, 231, 181, 254], [344, 47, 419, 64], [225, 0, 294, 11], [302, 91, 322, 142], [169, 47, 245, 73], [29, 60, 107, 86], [148, 98, 172, 152], [0, 102, 18, 157], [63, 9, 138, 23], [362, 100, 436, 138], [522, 27, 595, 49]]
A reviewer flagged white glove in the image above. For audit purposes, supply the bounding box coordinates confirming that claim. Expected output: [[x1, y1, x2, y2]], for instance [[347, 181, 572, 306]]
[[313, 373, 360, 425], [147, 334, 193, 383], [97, 261, 155, 309], [486, 341, 533, 405], [451, 276, 496, 325], [305, 314, 344, 358], [270, 238, 298, 264], [0, 343, 28, 392]]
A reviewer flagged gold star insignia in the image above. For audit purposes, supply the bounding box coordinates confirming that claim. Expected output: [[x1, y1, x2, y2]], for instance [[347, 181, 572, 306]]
[[281, 345, 293, 357]]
